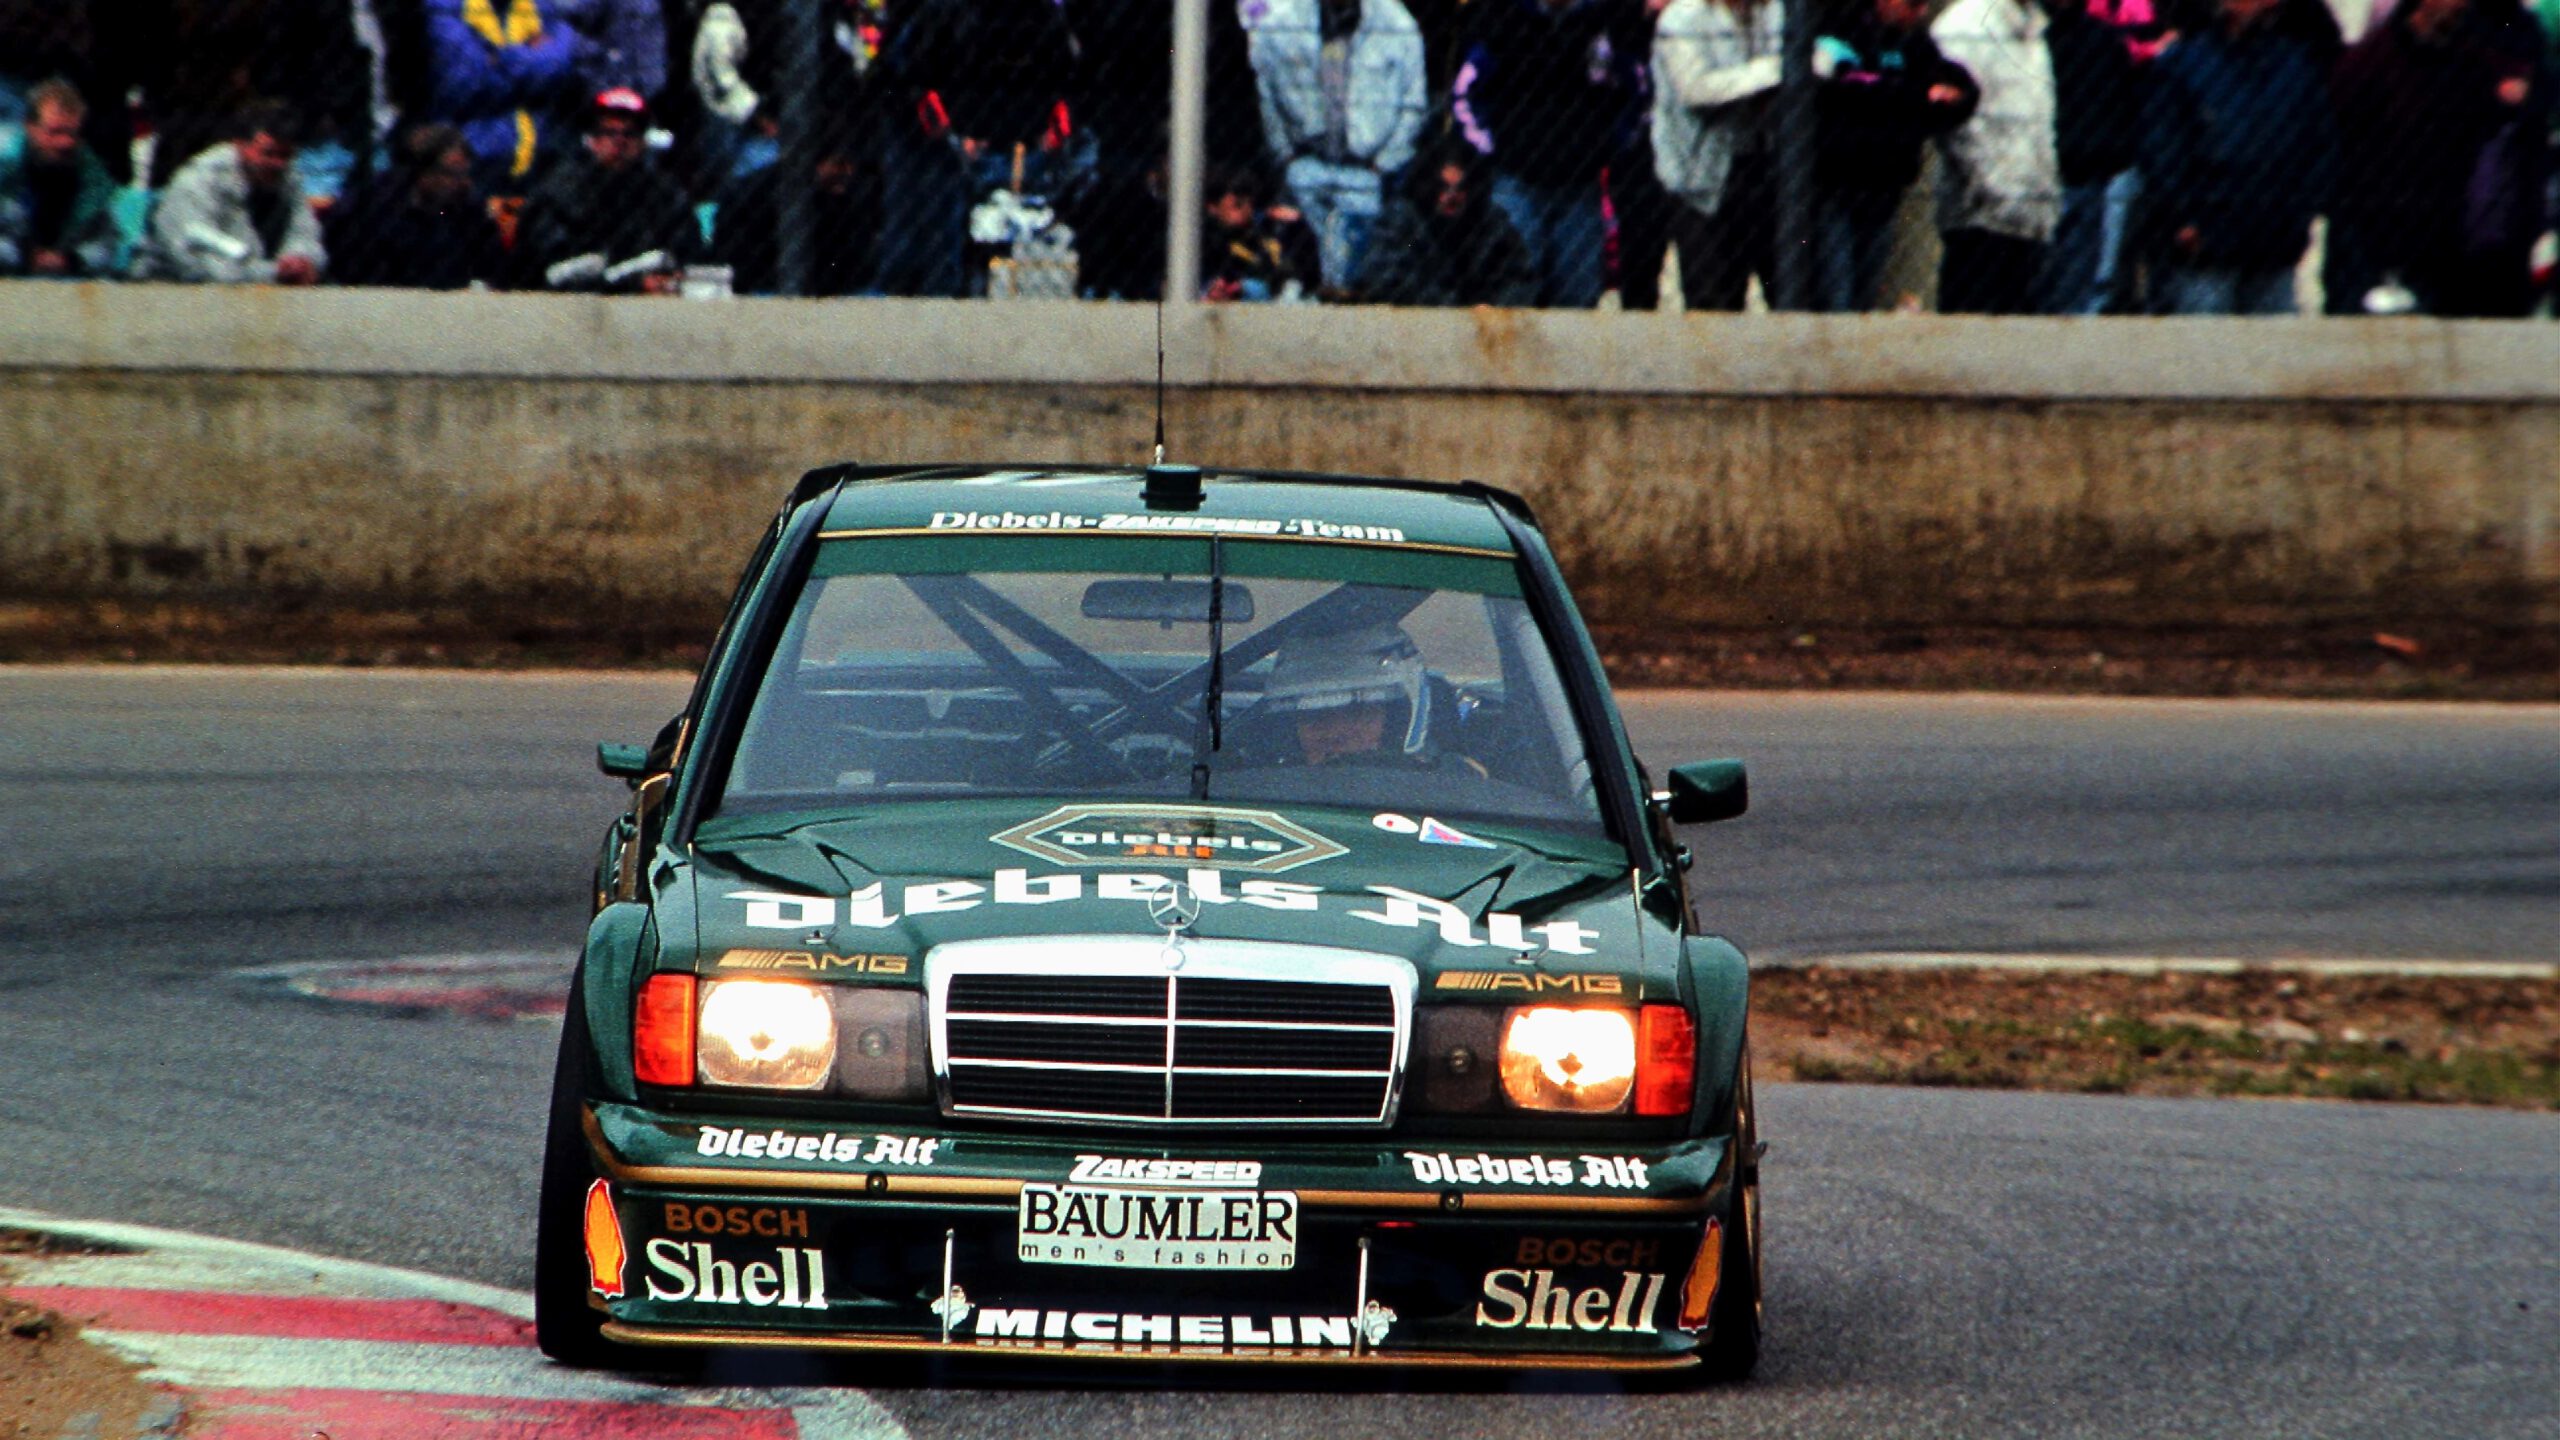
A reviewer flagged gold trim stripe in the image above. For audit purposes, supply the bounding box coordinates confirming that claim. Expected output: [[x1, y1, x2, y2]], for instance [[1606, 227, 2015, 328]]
[[600, 1321, 1697, 1372], [814, 525, 1513, 559], [586, 1110, 1017, 1198], [1411, 1191, 1707, 1215], [584, 1111, 1709, 1215]]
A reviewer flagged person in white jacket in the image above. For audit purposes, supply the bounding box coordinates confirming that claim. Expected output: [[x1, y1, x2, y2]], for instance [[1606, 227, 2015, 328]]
[[691, 2, 770, 184], [1242, 0, 1428, 291], [1929, 0, 2059, 311], [139, 102, 327, 285], [1650, 0, 1785, 308]]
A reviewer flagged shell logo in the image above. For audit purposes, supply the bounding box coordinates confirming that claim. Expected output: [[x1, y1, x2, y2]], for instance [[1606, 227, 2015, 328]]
[[1678, 1217, 1722, 1330], [583, 1178, 627, 1298]]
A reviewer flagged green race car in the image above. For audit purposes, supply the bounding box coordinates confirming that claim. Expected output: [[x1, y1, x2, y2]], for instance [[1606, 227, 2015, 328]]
[[535, 462, 1763, 1378]]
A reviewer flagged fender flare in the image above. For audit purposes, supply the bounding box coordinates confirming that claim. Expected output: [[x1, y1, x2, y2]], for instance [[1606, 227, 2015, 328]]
[[1682, 933, 1751, 1135], [578, 901, 656, 1100]]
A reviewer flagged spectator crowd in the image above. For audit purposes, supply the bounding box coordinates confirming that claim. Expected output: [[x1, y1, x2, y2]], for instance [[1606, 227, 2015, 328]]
[[1, 0, 2552, 314]]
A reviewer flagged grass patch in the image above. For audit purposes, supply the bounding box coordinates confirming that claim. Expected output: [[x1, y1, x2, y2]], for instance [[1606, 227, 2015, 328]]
[[1755, 967, 2560, 1110]]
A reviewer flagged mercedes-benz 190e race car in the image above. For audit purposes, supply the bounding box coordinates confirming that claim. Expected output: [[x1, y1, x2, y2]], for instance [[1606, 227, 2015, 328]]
[[536, 462, 1762, 1378]]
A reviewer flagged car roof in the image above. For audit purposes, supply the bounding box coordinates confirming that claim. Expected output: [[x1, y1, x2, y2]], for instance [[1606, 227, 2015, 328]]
[[802, 463, 1528, 557]]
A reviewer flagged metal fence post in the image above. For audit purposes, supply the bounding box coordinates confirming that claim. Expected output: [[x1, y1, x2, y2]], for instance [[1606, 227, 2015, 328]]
[[771, 0, 824, 297], [1771, 0, 1817, 311], [1165, 0, 1209, 307]]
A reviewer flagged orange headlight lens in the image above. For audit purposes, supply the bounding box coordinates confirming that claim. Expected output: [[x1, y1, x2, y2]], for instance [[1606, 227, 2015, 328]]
[[632, 973, 697, 1087], [1634, 1004, 1697, 1117]]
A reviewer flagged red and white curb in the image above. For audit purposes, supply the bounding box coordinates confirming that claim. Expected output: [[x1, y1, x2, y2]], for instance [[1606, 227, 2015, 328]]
[[232, 953, 573, 1021], [0, 1209, 907, 1439]]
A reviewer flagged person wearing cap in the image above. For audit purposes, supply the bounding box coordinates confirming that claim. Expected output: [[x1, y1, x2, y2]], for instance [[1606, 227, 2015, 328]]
[[1252, 621, 1484, 773], [513, 86, 700, 292]]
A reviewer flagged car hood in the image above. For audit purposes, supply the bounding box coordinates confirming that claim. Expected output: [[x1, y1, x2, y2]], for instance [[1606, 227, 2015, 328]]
[[678, 799, 1668, 996]]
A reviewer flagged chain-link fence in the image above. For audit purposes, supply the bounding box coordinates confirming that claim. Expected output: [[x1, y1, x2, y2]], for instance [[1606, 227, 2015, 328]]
[[1, 0, 2552, 314]]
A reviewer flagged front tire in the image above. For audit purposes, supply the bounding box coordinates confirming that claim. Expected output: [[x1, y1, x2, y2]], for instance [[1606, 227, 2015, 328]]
[[1696, 1046, 1763, 1382], [533, 980, 669, 1371]]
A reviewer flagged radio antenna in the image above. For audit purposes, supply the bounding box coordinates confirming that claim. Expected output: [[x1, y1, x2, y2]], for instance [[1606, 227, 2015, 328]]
[[1152, 290, 1167, 465]]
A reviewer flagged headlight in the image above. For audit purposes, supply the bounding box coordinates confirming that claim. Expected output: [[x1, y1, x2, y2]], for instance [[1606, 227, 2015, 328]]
[[697, 980, 837, 1089], [832, 988, 929, 1101], [1499, 1006, 1636, 1113]]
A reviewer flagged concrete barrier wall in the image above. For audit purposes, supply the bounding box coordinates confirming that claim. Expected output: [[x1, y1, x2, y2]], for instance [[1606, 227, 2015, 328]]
[[6, 282, 2555, 629]]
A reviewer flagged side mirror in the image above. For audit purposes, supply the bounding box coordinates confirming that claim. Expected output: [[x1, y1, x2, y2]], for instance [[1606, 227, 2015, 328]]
[[597, 742, 651, 782], [1662, 759, 1748, 825]]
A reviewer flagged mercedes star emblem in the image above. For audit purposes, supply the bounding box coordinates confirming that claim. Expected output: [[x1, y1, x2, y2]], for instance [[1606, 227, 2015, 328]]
[[1148, 879, 1202, 936]]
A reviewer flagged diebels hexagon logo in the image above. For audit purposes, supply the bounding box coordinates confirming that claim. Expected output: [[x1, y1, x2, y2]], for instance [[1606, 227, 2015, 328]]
[[992, 804, 1347, 874]]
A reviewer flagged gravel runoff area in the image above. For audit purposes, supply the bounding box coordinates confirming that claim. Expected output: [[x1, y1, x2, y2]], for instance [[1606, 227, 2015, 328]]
[[1755, 961, 2560, 1111], [0, 1234, 172, 1440], [5, 600, 2559, 701]]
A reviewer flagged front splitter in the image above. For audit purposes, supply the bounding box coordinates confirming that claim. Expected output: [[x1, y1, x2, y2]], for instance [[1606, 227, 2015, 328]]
[[584, 1107, 1719, 1217], [599, 1320, 1699, 1371]]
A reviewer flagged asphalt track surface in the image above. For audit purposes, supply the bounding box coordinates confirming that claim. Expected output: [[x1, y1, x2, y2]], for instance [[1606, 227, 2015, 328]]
[[2, 669, 2555, 1437]]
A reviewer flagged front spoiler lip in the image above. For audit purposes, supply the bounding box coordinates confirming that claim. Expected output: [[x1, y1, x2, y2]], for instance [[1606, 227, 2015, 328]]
[[599, 1320, 1698, 1371], [582, 1107, 1715, 1216]]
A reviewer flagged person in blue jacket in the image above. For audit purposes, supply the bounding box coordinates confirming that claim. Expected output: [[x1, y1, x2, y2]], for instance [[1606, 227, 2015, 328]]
[[422, 0, 667, 195], [2138, 0, 2337, 313]]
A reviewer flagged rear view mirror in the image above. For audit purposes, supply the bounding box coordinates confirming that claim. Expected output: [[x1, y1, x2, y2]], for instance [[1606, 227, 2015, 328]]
[[1663, 759, 1748, 825], [1081, 579, 1255, 624], [597, 742, 651, 781]]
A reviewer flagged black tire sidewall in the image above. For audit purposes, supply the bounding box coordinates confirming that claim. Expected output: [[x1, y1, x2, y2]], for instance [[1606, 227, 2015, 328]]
[[1699, 1046, 1763, 1382], [533, 974, 626, 1368]]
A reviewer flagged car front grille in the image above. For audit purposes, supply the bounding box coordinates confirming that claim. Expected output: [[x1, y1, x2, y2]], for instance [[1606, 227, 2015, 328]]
[[929, 941, 1412, 1127]]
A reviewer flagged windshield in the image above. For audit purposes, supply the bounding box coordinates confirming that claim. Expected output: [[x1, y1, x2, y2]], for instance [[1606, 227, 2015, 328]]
[[709, 534, 1605, 833]]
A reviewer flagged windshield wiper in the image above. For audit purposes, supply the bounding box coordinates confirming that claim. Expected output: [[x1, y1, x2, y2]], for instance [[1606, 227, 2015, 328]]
[[1194, 538, 1226, 800], [1193, 541, 1228, 795], [1208, 539, 1228, 753]]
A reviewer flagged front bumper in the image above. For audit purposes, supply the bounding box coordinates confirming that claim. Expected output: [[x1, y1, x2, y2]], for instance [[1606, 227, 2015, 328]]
[[579, 1103, 1734, 1370]]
